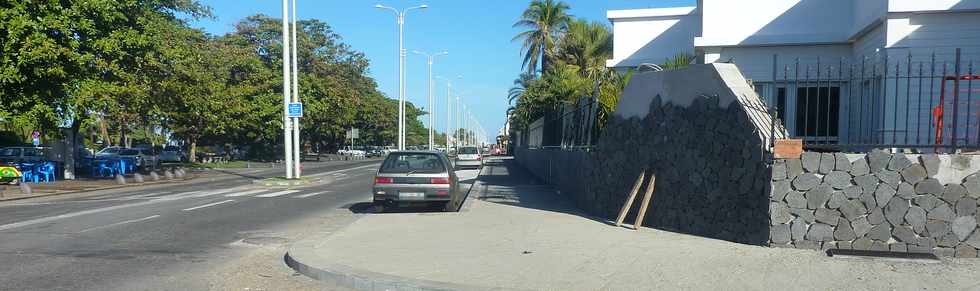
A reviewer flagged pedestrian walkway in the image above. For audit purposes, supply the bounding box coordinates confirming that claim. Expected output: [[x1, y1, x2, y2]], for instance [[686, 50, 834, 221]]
[[286, 157, 980, 291]]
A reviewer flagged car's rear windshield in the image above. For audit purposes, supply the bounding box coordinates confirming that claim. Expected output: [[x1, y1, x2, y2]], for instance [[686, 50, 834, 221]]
[[379, 153, 446, 174], [459, 147, 478, 154]]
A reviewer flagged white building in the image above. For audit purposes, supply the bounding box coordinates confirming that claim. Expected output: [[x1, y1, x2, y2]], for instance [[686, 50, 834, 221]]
[[607, 0, 980, 150]]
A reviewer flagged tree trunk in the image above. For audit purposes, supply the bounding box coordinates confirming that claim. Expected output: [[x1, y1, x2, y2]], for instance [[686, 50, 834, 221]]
[[189, 139, 198, 163], [99, 117, 111, 147]]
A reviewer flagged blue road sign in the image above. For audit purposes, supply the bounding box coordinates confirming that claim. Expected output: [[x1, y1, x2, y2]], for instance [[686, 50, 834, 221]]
[[288, 102, 303, 118]]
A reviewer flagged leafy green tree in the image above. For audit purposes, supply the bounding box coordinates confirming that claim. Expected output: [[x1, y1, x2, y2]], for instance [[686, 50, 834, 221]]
[[513, 0, 570, 75]]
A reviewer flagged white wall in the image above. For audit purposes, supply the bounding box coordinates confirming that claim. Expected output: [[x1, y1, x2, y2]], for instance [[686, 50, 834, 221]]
[[697, 0, 852, 47], [715, 45, 852, 82], [889, 0, 980, 12], [853, 0, 887, 36], [606, 8, 700, 68]]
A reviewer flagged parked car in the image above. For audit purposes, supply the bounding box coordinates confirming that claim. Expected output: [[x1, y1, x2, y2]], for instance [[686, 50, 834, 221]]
[[96, 147, 159, 170], [159, 146, 186, 162], [338, 146, 366, 157], [372, 151, 461, 212], [0, 146, 50, 164], [454, 146, 483, 169]]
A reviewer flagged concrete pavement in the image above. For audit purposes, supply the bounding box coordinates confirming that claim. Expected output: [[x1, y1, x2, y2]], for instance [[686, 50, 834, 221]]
[[286, 157, 980, 291], [0, 159, 387, 290]]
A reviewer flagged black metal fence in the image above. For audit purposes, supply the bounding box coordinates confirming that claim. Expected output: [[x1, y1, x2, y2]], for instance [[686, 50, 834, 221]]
[[519, 95, 598, 150], [764, 48, 979, 152]]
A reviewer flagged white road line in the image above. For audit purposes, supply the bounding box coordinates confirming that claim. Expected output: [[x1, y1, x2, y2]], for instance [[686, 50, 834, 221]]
[[155, 191, 204, 200], [0, 199, 166, 231], [293, 191, 330, 198], [182, 199, 235, 211], [256, 190, 300, 198], [224, 189, 268, 197], [190, 187, 248, 198], [78, 215, 160, 233], [308, 163, 378, 177]]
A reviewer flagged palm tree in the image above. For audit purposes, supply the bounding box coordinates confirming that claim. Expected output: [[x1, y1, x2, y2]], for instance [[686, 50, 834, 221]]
[[507, 72, 536, 105], [513, 0, 571, 75]]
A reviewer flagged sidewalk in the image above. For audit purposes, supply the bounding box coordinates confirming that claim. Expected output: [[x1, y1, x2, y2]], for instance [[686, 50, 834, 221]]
[[286, 158, 980, 291]]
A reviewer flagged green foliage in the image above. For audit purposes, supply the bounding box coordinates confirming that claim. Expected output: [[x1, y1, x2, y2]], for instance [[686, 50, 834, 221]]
[[661, 52, 695, 70], [512, 0, 571, 75]]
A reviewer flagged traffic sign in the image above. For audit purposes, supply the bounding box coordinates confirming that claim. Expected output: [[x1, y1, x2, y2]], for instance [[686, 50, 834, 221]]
[[287, 102, 303, 118]]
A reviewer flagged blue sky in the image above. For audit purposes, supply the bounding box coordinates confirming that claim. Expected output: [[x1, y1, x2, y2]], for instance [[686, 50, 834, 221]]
[[191, 0, 694, 142]]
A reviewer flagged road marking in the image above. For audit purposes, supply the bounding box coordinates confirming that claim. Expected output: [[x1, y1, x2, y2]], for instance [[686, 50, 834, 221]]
[[182, 199, 235, 211], [293, 191, 330, 198], [0, 199, 166, 231], [256, 190, 300, 198], [78, 215, 160, 233], [224, 189, 268, 197], [308, 163, 378, 177], [191, 187, 248, 198], [155, 191, 204, 200]]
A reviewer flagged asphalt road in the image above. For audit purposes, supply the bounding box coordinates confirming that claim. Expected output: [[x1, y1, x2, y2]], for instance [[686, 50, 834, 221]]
[[0, 159, 482, 290]]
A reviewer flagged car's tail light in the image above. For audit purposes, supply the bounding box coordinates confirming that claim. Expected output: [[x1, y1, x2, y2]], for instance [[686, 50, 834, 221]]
[[435, 190, 449, 196], [430, 177, 450, 184], [374, 177, 393, 184]]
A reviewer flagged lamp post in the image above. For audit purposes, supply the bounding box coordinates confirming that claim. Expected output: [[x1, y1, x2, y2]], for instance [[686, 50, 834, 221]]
[[413, 50, 448, 150], [281, 0, 293, 179], [376, 4, 427, 151], [291, 0, 301, 177]]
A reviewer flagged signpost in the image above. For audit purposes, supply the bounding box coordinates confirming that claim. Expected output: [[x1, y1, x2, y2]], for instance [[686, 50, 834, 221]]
[[288, 102, 303, 118]]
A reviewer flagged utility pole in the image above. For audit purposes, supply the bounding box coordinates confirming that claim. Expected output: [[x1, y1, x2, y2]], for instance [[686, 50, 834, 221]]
[[413, 51, 447, 150], [291, 0, 301, 177], [376, 4, 427, 151], [281, 0, 293, 179]]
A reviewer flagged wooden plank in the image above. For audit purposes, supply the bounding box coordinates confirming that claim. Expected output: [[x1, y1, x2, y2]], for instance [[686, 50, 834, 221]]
[[614, 171, 646, 227], [633, 174, 657, 230]]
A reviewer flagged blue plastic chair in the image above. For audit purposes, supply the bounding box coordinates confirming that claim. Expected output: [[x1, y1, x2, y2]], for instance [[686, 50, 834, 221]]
[[96, 160, 115, 178], [36, 162, 55, 183], [18, 163, 36, 183]]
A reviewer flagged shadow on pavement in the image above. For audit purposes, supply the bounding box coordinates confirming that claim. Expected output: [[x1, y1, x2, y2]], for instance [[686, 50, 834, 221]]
[[346, 202, 449, 214], [475, 158, 615, 226]]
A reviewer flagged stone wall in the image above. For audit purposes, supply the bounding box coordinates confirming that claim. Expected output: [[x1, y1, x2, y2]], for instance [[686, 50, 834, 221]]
[[515, 64, 781, 245], [769, 151, 980, 257]]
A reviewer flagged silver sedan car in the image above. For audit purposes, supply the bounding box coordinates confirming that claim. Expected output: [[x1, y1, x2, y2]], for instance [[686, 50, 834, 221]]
[[373, 151, 461, 212], [454, 146, 482, 169]]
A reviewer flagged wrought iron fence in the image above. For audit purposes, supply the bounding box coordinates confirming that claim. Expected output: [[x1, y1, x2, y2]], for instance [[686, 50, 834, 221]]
[[763, 48, 979, 153], [519, 95, 598, 150]]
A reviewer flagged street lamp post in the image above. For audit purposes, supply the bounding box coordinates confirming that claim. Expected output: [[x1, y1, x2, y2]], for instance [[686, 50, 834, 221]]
[[291, 0, 301, 177], [281, 0, 293, 179], [376, 4, 427, 151], [412, 50, 447, 151]]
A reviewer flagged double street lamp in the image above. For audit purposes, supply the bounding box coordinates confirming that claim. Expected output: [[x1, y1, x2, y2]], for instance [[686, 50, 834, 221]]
[[376, 4, 427, 151], [413, 50, 448, 150]]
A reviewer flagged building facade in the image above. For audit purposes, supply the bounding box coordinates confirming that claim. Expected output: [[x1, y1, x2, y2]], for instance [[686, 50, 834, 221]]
[[608, 0, 980, 151]]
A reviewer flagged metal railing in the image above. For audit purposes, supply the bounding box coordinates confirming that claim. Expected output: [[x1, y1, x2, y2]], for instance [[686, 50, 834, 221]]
[[520, 96, 598, 151], [764, 48, 978, 152]]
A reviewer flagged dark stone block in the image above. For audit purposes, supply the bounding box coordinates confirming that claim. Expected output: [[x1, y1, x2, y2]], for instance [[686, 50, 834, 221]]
[[793, 173, 821, 191], [887, 152, 912, 171], [806, 223, 835, 241], [843, 185, 863, 199], [806, 184, 833, 209], [834, 153, 851, 172], [916, 237, 937, 249], [919, 154, 940, 177], [854, 174, 879, 196], [815, 208, 841, 225], [827, 191, 847, 209], [840, 200, 868, 221], [771, 180, 791, 202], [834, 218, 857, 241], [860, 188, 879, 210], [786, 191, 807, 209], [868, 208, 885, 225], [877, 171, 901, 188], [935, 247, 955, 257], [927, 204, 955, 222], [955, 244, 978, 258], [900, 164, 927, 185], [893, 225, 917, 243], [852, 237, 873, 250], [851, 158, 870, 176], [896, 182, 915, 199], [802, 152, 821, 173], [905, 206, 927, 233], [914, 195, 942, 211], [871, 241, 889, 251], [962, 173, 980, 198], [770, 202, 793, 225], [926, 221, 950, 239], [875, 186, 897, 209], [867, 150, 891, 173], [884, 197, 909, 226], [825, 171, 852, 190], [942, 184, 967, 204], [786, 159, 804, 180], [955, 197, 977, 217], [791, 217, 808, 241], [772, 161, 787, 181], [867, 223, 892, 241], [819, 153, 835, 174], [952, 216, 977, 241], [790, 207, 816, 224], [771, 223, 791, 244], [915, 178, 944, 196]]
